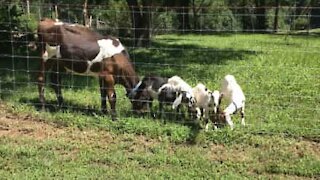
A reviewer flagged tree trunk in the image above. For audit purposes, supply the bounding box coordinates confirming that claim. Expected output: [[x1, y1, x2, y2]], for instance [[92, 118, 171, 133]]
[[310, 0, 320, 28], [26, 0, 30, 18], [240, 1, 252, 32], [273, 0, 280, 32], [83, 0, 89, 27], [255, 0, 267, 32], [126, 0, 151, 47], [192, 0, 197, 30], [177, 0, 191, 32]]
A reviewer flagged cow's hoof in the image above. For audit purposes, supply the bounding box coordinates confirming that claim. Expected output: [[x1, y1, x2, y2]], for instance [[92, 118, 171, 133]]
[[111, 113, 118, 121]]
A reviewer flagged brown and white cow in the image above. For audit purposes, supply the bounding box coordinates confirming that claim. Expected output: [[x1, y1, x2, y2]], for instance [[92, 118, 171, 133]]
[[36, 18, 140, 121]]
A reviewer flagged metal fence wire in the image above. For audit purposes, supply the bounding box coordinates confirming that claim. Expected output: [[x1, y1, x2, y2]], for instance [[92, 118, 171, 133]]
[[0, 2, 319, 134]]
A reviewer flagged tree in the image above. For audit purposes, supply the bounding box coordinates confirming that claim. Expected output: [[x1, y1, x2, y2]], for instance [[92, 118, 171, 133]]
[[273, 0, 280, 32], [164, 0, 191, 32], [255, 0, 267, 32], [310, 0, 320, 28], [126, 0, 151, 47], [176, 0, 191, 31]]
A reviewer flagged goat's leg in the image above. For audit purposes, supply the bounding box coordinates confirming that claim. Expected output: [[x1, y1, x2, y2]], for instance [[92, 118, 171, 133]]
[[224, 113, 234, 130], [240, 102, 245, 126], [50, 62, 64, 107], [175, 105, 181, 121], [158, 101, 164, 119], [196, 107, 202, 120], [203, 108, 211, 131], [99, 77, 108, 114], [148, 101, 156, 119]]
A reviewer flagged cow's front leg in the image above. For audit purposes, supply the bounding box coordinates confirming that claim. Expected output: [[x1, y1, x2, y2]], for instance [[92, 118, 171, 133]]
[[38, 60, 46, 111], [50, 62, 64, 107], [38, 57, 54, 110]]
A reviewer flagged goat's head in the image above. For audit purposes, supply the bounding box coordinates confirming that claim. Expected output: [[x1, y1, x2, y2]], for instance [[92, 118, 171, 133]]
[[131, 88, 152, 115], [210, 90, 223, 114], [210, 108, 227, 129]]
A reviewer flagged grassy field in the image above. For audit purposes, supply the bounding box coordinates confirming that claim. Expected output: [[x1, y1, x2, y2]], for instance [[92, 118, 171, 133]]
[[0, 33, 319, 178]]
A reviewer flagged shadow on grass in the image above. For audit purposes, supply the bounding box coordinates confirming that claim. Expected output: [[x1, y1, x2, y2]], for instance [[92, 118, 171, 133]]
[[131, 40, 257, 78], [19, 97, 104, 117]]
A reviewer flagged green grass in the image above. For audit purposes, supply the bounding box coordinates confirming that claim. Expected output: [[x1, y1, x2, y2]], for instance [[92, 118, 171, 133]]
[[0, 33, 319, 178]]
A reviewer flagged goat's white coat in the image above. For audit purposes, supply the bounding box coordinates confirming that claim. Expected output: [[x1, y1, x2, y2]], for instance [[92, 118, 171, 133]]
[[191, 84, 222, 131], [220, 74, 245, 130], [192, 83, 211, 119], [211, 90, 220, 114]]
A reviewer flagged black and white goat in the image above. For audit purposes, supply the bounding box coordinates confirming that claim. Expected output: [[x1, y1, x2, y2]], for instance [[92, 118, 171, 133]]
[[158, 75, 196, 110], [219, 74, 246, 130], [131, 75, 178, 118]]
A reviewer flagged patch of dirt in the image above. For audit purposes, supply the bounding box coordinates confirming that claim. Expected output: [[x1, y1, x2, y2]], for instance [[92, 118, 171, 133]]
[[0, 103, 153, 147], [289, 141, 320, 160], [207, 144, 252, 163], [0, 104, 65, 140]]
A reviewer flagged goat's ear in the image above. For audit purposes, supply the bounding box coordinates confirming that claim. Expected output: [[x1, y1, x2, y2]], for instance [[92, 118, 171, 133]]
[[172, 94, 183, 109]]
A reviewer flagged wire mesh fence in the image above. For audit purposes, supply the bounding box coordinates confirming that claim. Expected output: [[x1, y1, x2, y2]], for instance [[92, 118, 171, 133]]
[[0, 2, 319, 136]]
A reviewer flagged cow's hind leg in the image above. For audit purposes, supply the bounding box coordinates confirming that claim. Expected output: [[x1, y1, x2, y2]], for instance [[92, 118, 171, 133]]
[[100, 74, 117, 121], [99, 77, 108, 114]]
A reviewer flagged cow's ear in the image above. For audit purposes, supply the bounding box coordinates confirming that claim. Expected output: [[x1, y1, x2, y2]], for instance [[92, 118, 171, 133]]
[[172, 94, 183, 109]]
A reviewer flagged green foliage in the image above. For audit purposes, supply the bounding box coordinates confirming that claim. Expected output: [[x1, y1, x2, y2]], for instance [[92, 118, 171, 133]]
[[91, 0, 131, 36], [0, 1, 38, 54], [199, 4, 241, 32]]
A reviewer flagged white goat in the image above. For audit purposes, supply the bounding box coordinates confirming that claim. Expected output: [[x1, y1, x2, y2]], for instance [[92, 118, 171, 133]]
[[220, 74, 245, 130], [191, 83, 221, 131]]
